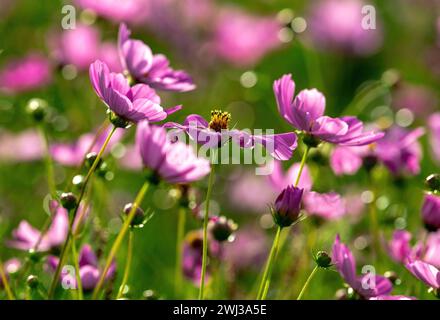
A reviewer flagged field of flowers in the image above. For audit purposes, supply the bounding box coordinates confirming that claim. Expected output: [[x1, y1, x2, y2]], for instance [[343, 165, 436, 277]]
[[0, 0, 439, 301]]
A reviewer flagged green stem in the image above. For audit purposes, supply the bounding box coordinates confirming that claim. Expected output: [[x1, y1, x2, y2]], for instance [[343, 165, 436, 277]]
[[38, 124, 56, 197], [0, 260, 15, 300], [48, 125, 116, 299], [67, 119, 109, 190], [92, 181, 150, 300], [199, 156, 216, 300], [295, 145, 310, 187], [116, 230, 134, 299], [175, 207, 186, 296], [297, 266, 318, 300], [257, 226, 282, 300], [71, 236, 83, 300]]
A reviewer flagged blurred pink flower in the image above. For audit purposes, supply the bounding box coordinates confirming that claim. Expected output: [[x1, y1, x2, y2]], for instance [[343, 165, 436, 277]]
[[74, 0, 149, 24], [0, 54, 52, 94], [422, 194, 440, 232], [47, 244, 116, 291], [405, 260, 440, 289], [330, 146, 370, 176], [392, 83, 437, 118], [267, 160, 312, 192], [228, 170, 276, 213], [136, 121, 211, 184], [0, 129, 44, 162], [0, 258, 21, 287], [387, 229, 440, 268], [49, 24, 122, 72], [333, 235, 393, 299], [118, 144, 142, 171], [212, 8, 282, 66], [50, 126, 124, 167], [7, 204, 69, 252], [428, 112, 440, 163], [303, 191, 346, 220], [308, 0, 383, 56], [223, 227, 268, 273], [376, 126, 425, 176]]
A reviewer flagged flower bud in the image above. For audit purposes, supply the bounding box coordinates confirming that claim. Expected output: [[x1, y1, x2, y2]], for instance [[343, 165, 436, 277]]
[[26, 98, 48, 122], [142, 289, 159, 300], [72, 174, 85, 189], [314, 251, 332, 268], [26, 275, 39, 289], [60, 192, 77, 211], [85, 152, 103, 171], [123, 203, 146, 228], [272, 186, 303, 227], [425, 174, 440, 193], [421, 194, 440, 232], [27, 249, 41, 263], [384, 271, 399, 285], [208, 216, 237, 242]]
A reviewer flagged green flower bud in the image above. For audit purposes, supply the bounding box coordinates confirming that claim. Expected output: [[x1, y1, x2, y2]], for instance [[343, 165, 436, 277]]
[[208, 216, 237, 242], [123, 203, 146, 228], [314, 251, 332, 268], [425, 174, 440, 193], [26, 98, 48, 122], [60, 192, 77, 211], [26, 275, 39, 289]]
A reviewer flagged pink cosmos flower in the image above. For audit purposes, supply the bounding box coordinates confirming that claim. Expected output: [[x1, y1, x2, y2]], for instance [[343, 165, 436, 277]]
[[392, 83, 437, 118], [274, 74, 384, 146], [0, 129, 44, 163], [422, 194, 440, 232], [182, 230, 221, 285], [375, 126, 425, 176], [0, 54, 52, 94], [7, 204, 69, 252], [211, 8, 281, 67], [388, 230, 440, 268], [50, 126, 124, 167], [330, 145, 371, 176], [136, 121, 211, 184], [272, 185, 304, 227], [405, 260, 440, 289], [267, 160, 313, 192], [47, 244, 116, 291], [369, 295, 416, 300], [89, 60, 181, 124], [74, 0, 148, 24], [228, 170, 276, 213], [49, 24, 122, 72], [164, 113, 298, 161], [387, 230, 413, 264], [332, 235, 393, 299], [223, 227, 268, 273], [303, 192, 346, 220], [0, 258, 21, 287], [118, 144, 143, 171], [118, 23, 195, 92], [308, 0, 383, 56], [428, 112, 440, 163]]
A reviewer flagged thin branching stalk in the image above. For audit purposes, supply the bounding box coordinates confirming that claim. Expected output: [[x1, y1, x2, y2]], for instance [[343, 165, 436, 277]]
[[48, 126, 117, 299], [198, 152, 216, 300], [175, 207, 186, 296], [0, 260, 15, 300], [116, 230, 134, 299], [92, 181, 150, 299], [297, 266, 319, 300]]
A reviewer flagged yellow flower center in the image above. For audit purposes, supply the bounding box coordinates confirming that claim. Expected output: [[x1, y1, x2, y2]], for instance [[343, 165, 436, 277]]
[[208, 109, 231, 132]]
